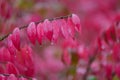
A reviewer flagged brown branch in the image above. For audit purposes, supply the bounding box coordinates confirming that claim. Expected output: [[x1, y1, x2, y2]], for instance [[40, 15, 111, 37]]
[[0, 14, 72, 41], [83, 47, 99, 80]]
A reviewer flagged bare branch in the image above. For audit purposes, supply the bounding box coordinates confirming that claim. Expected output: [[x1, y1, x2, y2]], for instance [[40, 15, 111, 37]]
[[0, 14, 72, 41]]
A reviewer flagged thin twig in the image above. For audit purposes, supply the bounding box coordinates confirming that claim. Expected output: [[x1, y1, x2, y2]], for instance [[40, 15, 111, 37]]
[[0, 14, 72, 41], [83, 47, 99, 80]]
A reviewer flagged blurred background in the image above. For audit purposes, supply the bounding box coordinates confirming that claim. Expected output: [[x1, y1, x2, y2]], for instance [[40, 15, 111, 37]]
[[1, 0, 120, 80], [0, 0, 120, 44]]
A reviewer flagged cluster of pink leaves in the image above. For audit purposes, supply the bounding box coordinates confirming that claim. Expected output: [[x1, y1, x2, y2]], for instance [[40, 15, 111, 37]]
[[0, 14, 81, 80], [27, 14, 80, 45]]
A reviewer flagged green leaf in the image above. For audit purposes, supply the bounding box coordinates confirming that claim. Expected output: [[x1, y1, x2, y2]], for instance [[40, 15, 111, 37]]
[[18, 0, 34, 10], [67, 66, 76, 76], [88, 76, 97, 80], [71, 52, 79, 66], [113, 75, 119, 80]]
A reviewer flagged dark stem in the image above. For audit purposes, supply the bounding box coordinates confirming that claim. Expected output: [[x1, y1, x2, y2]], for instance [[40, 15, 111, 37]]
[[0, 14, 72, 41], [83, 47, 99, 80]]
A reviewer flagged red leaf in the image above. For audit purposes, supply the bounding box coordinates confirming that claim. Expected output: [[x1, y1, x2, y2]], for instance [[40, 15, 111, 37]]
[[27, 22, 37, 44], [11, 28, 20, 50], [21, 45, 33, 67], [43, 19, 53, 41], [115, 64, 120, 78], [62, 50, 71, 65], [37, 23, 44, 44], [6, 62, 19, 75], [0, 47, 11, 62], [7, 35, 16, 56], [0, 75, 6, 80]]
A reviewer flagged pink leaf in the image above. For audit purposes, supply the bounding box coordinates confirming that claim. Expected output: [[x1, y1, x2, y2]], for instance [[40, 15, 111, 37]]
[[67, 18, 75, 38], [7, 74, 17, 80], [0, 75, 6, 80], [62, 50, 71, 65], [43, 19, 53, 41], [19, 77, 28, 80], [6, 62, 19, 75], [21, 45, 33, 67], [7, 35, 16, 56], [27, 22, 37, 44], [115, 64, 120, 78], [0, 47, 11, 62], [21, 45, 34, 76], [60, 19, 70, 39], [3, 47, 11, 62], [52, 20, 60, 43], [71, 14, 81, 32], [37, 23, 44, 44], [11, 28, 20, 50]]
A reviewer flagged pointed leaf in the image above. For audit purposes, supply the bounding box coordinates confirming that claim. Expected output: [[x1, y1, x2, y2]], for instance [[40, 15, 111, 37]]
[[71, 14, 81, 32], [11, 28, 20, 50], [37, 23, 44, 44], [27, 22, 37, 44], [6, 62, 19, 75]]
